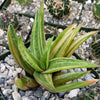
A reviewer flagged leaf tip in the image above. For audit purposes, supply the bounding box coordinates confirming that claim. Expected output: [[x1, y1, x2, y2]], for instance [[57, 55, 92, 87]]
[[85, 79, 99, 84]]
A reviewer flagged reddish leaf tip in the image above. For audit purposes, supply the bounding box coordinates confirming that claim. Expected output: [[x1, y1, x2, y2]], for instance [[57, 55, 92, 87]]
[[85, 79, 99, 84]]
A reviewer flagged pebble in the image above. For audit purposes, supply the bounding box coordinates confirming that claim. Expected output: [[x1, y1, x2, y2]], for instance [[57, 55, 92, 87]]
[[0, 78, 5, 84], [12, 91, 21, 100], [3, 89, 13, 96], [68, 89, 80, 98], [34, 88, 43, 97], [0, 63, 6, 72], [43, 91, 50, 99]]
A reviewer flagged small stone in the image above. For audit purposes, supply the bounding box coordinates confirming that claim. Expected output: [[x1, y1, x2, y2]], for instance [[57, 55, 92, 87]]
[[3, 89, 13, 96], [12, 84, 18, 91], [5, 58, 16, 66], [16, 68, 22, 73], [7, 79, 14, 85], [7, 69, 13, 77], [68, 89, 80, 98], [58, 29, 63, 33], [30, 18, 34, 22], [25, 90, 34, 96], [40, 96, 45, 100], [59, 92, 66, 98], [0, 63, 6, 72], [12, 91, 21, 100], [34, 88, 43, 97], [0, 78, 5, 84], [49, 97, 55, 100], [43, 91, 50, 99], [19, 90, 25, 96], [13, 71, 18, 77]]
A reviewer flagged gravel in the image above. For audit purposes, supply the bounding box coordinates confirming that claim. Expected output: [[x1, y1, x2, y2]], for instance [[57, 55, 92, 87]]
[[0, 0, 100, 100]]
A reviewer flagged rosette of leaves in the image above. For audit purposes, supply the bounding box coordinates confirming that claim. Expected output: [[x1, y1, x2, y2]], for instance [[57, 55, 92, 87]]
[[16, 0, 32, 6], [45, 0, 70, 19], [0, 11, 18, 30], [93, 0, 100, 20], [91, 33, 100, 58], [7, 3, 99, 93]]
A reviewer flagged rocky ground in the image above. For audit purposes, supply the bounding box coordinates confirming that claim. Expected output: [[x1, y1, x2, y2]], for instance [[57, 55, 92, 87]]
[[0, 0, 100, 100]]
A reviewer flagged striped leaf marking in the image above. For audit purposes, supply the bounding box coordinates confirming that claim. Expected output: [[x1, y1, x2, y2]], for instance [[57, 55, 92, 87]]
[[53, 71, 90, 86], [7, 25, 34, 75], [40, 37, 54, 70], [43, 58, 98, 74], [55, 79, 99, 92], [50, 24, 75, 59], [53, 23, 83, 58], [18, 37, 43, 72], [30, 3, 46, 61], [34, 71, 56, 92], [65, 31, 99, 57]]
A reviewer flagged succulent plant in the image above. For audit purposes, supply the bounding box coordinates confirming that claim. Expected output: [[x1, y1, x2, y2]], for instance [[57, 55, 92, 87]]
[[16, 0, 32, 6], [45, 0, 70, 19], [0, 11, 18, 30], [7, 2, 99, 93], [93, 0, 100, 20], [91, 33, 100, 58]]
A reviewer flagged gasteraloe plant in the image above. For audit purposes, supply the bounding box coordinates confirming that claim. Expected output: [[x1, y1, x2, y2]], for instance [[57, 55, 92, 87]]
[[7, 2, 99, 93]]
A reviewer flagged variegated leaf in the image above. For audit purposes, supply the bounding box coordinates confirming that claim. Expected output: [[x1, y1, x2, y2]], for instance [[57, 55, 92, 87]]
[[34, 71, 56, 92], [55, 79, 99, 92], [43, 58, 98, 73], [50, 24, 82, 58], [53, 71, 90, 86], [30, 2, 46, 61], [40, 37, 53, 70], [18, 37, 43, 72], [50, 24, 75, 59], [65, 31, 99, 57], [7, 24, 34, 75]]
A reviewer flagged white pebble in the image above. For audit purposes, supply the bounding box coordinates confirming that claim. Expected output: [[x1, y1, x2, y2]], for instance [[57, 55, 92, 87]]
[[68, 89, 80, 98], [0, 63, 6, 72], [12, 91, 21, 100]]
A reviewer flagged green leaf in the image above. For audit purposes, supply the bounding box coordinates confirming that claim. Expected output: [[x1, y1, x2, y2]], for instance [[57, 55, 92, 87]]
[[7, 24, 34, 75], [50, 24, 82, 59], [30, 2, 46, 61], [43, 58, 98, 73], [34, 71, 56, 92], [18, 37, 43, 72], [65, 31, 99, 57], [50, 24, 75, 59], [53, 71, 90, 86], [15, 73, 38, 90], [55, 79, 99, 92], [40, 37, 53, 70]]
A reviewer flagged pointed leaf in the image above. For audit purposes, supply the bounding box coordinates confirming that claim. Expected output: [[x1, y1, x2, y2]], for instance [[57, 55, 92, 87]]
[[18, 37, 43, 72], [65, 31, 99, 57], [43, 58, 98, 73], [50, 24, 75, 59], [7, 24, 34, 75], [55, 79, 99, 92], [55, 24, 83, 58], [40, 37, 53, 70], [30, 2, 46, 60], [34, 71, 56, 92], [53, 71, 90, 86]]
